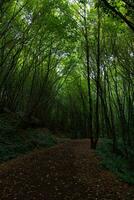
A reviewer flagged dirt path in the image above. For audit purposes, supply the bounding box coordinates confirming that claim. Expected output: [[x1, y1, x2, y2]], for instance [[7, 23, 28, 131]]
[[0, 139, 134, 200]]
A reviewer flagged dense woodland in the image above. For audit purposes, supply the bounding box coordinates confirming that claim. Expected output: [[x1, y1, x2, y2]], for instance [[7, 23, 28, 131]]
[[0, 0, 134, 170]]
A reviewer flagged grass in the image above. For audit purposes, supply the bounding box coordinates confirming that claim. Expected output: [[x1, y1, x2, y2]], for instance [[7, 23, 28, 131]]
[[0, 114, 57, 162], [96, 138, 134, 185]]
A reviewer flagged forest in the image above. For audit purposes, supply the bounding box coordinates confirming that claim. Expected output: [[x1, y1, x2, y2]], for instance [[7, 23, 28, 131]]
[[0, 0, 134, 199]]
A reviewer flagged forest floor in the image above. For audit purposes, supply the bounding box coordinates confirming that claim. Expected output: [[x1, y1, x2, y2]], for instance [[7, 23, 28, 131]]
[[0, 139, 134, 200]]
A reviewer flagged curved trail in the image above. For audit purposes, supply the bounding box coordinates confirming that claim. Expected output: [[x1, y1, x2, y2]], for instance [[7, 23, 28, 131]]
[[0, 140, 133, 200]]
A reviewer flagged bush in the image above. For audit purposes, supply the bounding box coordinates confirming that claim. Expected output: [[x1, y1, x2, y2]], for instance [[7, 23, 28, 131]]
[[26, 128, 57, 147], [96, 138, 134, 184], [0, 115, 57, 162]]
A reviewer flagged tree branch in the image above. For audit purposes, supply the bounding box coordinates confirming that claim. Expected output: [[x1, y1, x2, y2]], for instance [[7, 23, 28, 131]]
[[101, 0, 134, 32], [122, 0, 134, 9]]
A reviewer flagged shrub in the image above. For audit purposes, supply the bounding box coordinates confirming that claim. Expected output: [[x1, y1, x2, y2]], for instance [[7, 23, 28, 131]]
[[97, 138, 134, 184], [0, 115, 57, 162]]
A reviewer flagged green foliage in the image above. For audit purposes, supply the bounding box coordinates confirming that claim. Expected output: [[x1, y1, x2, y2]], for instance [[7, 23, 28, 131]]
[[26, 128, 57, 147], [0, 115, 57, 162], [0, 0, 133, 175], [97, 139, 134, 184]]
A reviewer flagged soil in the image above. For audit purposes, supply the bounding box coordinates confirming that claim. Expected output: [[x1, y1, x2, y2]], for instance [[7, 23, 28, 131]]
[[0, 139, 134, 200]]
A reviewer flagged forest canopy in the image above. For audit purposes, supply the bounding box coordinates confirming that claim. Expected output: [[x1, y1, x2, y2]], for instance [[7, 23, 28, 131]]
[[0, 0, 134, 154]]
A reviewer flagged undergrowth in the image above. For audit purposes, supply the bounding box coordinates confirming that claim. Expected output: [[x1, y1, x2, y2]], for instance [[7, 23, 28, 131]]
[[97, 138, 134, 185], [0, 114, 57, 162]]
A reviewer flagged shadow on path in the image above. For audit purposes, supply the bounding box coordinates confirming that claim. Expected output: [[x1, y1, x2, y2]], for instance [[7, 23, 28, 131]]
[[0, 139, 134, 200]]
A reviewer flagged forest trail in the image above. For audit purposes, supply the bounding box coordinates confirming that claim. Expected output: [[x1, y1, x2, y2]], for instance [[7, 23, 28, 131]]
[[0, 139, 134, 200]]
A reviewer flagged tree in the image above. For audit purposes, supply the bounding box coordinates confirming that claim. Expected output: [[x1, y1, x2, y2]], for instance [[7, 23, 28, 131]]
[[100, 0, 134, 32]]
